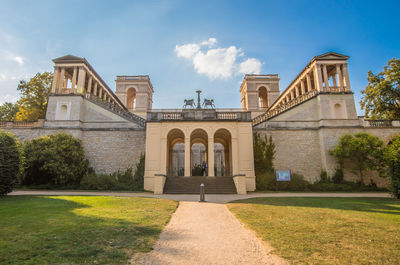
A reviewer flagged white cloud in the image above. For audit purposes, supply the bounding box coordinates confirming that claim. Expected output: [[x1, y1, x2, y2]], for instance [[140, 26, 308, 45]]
[[175, 38, 262, 79], [193, 46, 239, 79], [14, 56, 24, 65], [239, 58, 262, 74]]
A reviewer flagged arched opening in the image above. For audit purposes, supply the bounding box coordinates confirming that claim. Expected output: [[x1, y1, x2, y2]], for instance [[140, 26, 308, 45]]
[[127, 87, 136, 112], [258, 86, 268, 109], [214, 129, 232, 176], [167, 129, 185, 176], [190, 129, 208, 176], [59, 104, 68, 120]]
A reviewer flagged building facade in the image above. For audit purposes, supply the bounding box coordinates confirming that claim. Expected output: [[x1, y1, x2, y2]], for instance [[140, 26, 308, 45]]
[[2, 52, 399, 194]]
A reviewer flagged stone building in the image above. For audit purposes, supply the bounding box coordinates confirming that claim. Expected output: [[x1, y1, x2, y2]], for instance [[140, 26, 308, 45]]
[[2, 52, 399, 194]]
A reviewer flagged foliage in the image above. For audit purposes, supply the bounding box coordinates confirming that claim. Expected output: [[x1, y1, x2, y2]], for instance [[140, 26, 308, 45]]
[[0, 102, 19, 121], [16, 72, 53, 121], [384, 135, 400, 198], [133, 153, 145, 189], [330, 133, 385, 185], [21, 133, 89, 186], [253, 132, 276, 190], [332, 168, 344, 183], [0, 130, 20, 195], [318, 170, 330, 183], [0, 196, 177, 264], [192, 163, 203, 176], [360, 58, 400, 119]]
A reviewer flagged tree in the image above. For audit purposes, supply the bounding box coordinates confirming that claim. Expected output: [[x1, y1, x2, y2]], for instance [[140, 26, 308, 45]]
[[16, 72, 53, 121], [0, 102, 19, 121], [360, 58, 400, 119], [330, 133, 385, 185], [21, 133, 89, 186], [0, 130, 21, 195], [384, 135, 400, 199], [253, 132, 276, 190]]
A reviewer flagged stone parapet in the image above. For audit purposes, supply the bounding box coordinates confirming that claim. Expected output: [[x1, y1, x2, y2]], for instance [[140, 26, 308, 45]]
[[147, 109, 251, 122]]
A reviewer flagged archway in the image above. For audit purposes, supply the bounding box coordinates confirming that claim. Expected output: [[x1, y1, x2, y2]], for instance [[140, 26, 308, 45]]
[[190, 129, 208, 176], [214, 129, 232, 176], [167, 129, 185, 176], [258, 86, 268, 109], [127, 87, 136, 112]]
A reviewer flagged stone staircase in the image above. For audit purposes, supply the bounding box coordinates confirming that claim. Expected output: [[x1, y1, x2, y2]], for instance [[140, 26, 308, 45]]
[[163, 176, 237, 194]]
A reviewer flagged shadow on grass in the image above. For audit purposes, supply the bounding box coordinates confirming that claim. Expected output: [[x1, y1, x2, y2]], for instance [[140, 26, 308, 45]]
[[230, 197, 400, 216], [0, 195, 171, 265]]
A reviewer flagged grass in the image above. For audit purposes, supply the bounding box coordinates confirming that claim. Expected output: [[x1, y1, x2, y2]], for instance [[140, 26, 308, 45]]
[[228, 197, 400, 265], [0, 196, 178, 265]]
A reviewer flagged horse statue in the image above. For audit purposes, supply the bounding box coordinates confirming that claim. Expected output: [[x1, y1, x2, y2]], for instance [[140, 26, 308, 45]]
[[202, 98, 215, 109], [183, 99, 195, 108]]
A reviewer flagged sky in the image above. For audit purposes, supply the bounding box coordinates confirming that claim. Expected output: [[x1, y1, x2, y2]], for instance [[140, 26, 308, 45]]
[[0, 0, 399, 114]]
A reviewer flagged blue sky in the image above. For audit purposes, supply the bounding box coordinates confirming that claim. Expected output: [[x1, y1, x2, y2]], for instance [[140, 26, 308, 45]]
[[0, 0, 399, 114]]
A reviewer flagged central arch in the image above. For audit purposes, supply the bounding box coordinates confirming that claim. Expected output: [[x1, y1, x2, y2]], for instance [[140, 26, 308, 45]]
[[190, 128, 208, 176], [126, 87, 136, 112], [258, 86, 268, 109]]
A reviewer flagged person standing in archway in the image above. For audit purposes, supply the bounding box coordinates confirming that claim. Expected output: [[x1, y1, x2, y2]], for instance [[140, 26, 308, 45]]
[[202, 161, 208, 176]]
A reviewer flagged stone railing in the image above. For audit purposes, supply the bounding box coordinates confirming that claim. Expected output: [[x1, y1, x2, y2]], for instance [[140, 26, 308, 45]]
[[148, 109, 251, 122], [253, 90, 319, 126], [0, 120, 44, 128], [85, 94, 146, 127], [362, 119, 400, 127]]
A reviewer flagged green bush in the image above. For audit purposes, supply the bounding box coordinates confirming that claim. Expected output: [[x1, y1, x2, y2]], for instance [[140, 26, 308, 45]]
[[318, 170, 330, 183], [332, 168, 344, 183], [254, 132, 276, 190], [384, 135, 400, 199], [192, 164, 203, 176], [21, 133, 89, 186], [0, 130, 21, 195]]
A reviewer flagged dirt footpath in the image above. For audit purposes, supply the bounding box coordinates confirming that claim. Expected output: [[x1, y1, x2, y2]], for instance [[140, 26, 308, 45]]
[[134, 201, 287, 265]]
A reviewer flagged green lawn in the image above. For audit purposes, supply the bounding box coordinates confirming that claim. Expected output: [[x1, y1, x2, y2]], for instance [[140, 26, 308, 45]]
[[0, 196, 178, 265], [228, 197, 400, 265]]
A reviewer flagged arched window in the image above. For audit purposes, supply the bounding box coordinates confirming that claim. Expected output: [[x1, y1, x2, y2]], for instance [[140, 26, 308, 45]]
[[127, 87, 136, 112], [258, 86, 268, 109]]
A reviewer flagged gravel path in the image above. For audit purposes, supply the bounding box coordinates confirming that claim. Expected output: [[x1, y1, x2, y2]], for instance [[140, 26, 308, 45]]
[[133, 201, 287, 265]]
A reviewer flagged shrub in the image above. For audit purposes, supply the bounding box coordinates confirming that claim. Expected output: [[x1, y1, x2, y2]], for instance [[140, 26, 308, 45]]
[[21, 133, 89, 186], [254, 132, 276, 190], [332, 168, 344, 184], [318, 170, 330, 183], [192, 164, 202, 176], [384, 135, 400, 199], [0, 130, 21, 195]]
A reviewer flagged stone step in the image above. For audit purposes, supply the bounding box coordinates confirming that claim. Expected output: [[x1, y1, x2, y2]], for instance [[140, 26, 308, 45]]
[[164, 176, 237, 194]]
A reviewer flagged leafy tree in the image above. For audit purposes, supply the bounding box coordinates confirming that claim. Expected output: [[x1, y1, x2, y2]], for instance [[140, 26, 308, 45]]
[[330, 133, 385, 185], [0, 102, 19, 121], [133, 153, 145, 190], [384, 135, 400, 199], [16, 72, 53, 121], [21, 133, 89, 186], [253, 132, 276, 190], [360, 58, 400, 119], [0, 130, 21, 195]]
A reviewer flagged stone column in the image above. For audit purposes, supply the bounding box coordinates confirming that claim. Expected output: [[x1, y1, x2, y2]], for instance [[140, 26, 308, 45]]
[[342, 64, 351, 91], [160, 137, 167, 175], [290, 90, 295, 100], [99, 88, 103, 99], [76, 67, 86, 94], [59, 67, 65, 92], [87, 76, 93, 95], [231, 138, 239, 175], [322, 64, 329, 92], [93, 82, 98, 96], [208, 137, 214, 176], [336, 64, 344, 91], [51, 67, 59, 93], [184, 137, 191, 176], [306, 73, 312, 92], [295, 85, 300, 97], [314, 64, 324, 92], [300, 80, 306, 94], [71, 67, 77, 90]]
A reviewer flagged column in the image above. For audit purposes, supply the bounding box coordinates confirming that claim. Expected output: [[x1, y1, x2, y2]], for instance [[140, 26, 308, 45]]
[[290, 90, 295, 100], [295, 85, 300, 97], [336, 64, 344, 91], [59, 67, 65, 92], [160, 138, 167, 175], [93, 82, 98, 96], [51, 67, 59, 93], [99, 88, 103, 99], [87, 76, 93, 95], [184, 137, 191, 176], [71, 67, 77, 90], [322, 64, 329, 92], [332, 74, 337, 88], [306, 73, 312, 92], [342, 64, 351, 91], [76, 67, 86, 94], [314, 64, 324, 92], [208, 137, 214, 176], [300, 79, 306, 95], [231, 138, 239, 175]]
